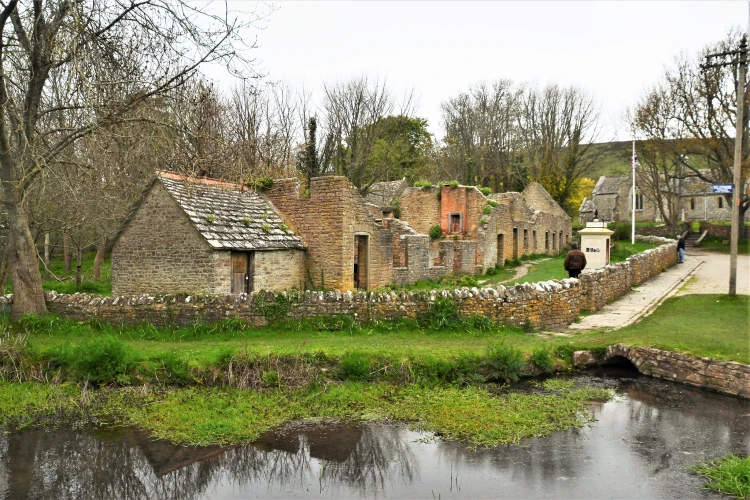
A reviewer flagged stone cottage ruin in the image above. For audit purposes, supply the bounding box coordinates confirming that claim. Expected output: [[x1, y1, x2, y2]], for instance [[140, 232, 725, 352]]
[[112, 172, 571, 295]]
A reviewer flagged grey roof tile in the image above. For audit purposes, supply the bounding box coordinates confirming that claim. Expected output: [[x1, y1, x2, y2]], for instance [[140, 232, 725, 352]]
[[159, 173, 305, 251]]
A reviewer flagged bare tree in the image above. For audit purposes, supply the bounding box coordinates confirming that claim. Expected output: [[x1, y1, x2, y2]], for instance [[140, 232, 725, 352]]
[[0, 0, 266, 319], [440, 80, 522, 191], [321, 75, 417, 191], [517, 84, 601, 211], [665, 31, 749, 219], [629, 84, 686, 225]]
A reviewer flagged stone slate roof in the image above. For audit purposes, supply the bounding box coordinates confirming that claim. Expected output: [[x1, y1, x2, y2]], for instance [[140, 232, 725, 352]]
[[157, 171, 304, 251], [593, 176, 628, 195], [579, 197, 595, 213]]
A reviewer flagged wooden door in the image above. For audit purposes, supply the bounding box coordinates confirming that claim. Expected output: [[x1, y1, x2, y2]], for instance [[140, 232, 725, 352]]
[[231, 252, 253, 295]]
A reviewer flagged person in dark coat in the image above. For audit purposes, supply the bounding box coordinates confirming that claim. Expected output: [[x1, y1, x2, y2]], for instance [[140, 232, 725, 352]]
[[564, 242, 587, 279], [676, 234, 685, 263]]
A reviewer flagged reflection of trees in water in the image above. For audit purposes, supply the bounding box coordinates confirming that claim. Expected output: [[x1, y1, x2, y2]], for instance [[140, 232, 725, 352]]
[[316, 425, 417, 496], [0, 422, 418, 499]]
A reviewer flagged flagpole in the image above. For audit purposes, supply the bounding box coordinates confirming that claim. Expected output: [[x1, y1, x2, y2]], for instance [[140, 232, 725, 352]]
[[631, 141, 636, 245]]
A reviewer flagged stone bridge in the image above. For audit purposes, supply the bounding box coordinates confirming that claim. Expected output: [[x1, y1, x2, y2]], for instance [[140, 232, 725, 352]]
[[573, 344, 749, 399]]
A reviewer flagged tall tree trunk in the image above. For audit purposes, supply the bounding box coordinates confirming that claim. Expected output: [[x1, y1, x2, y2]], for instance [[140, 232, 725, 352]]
[[93, 239, 106, 281], [63, 234, 71, 273], [1, 183, 47, 320], [0, 251, 8, 294], [43, 232, 50, 279], [75, 246, 82, 288]]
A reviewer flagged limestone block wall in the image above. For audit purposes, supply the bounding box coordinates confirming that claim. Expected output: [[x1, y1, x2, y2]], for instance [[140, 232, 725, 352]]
[[578, 236, 677, 311], [699, 221, 750, 240], [112, 183, 228, 296], [265, 177, 393, 291], [399, 187, 440, 235], [252, 250, 306, 292]]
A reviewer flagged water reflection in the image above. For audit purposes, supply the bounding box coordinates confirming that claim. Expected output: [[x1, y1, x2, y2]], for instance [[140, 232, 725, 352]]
[[0, 374, 748, 499]]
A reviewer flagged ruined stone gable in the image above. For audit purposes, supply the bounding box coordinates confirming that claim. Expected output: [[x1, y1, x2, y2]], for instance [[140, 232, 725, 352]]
[[265, 176, 393, 291]]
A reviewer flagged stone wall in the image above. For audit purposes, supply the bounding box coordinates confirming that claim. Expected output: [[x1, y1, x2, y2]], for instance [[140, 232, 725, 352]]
[[6, 237, 679, 333], [578, 235, 677, 312], [112, 183, 229, 296], [573, 344, 750, 399], [252, 250, 306, 292], [399, 187, 441, 235], [699, 221, 750, 240], [265, 177, 393, 291]]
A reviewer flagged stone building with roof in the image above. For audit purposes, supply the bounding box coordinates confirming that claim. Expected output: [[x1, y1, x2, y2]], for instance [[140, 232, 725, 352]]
[[111, 171, 306, 296], [578, 175, 659, 224], [112, 171, 571, 295], [580, 173, 750, 224]]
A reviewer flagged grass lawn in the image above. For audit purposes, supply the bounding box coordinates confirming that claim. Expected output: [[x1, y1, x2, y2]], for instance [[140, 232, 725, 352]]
[[511, 241, 660, 285], [697, 236, 750, 255], [13, 293, 749, 367], [0, 293, 746, 447]]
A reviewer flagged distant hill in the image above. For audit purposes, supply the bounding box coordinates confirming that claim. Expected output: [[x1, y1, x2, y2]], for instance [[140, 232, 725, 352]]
[[584, 139, 712, 181], [586, 141, 634, 179]]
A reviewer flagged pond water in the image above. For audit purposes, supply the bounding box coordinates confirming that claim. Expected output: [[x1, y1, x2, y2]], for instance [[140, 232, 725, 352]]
[[1, 367, 748, 499]]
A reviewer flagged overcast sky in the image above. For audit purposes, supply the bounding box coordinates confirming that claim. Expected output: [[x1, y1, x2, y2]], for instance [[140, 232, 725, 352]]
[[223, 1, 747, 142]]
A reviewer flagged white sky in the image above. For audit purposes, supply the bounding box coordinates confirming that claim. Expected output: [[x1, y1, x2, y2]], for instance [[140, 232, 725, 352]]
[[221, 1, 748, 142]]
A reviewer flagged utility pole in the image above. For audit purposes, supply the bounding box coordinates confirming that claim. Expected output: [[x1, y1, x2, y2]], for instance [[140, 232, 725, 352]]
[[702, 36, 748, 296]]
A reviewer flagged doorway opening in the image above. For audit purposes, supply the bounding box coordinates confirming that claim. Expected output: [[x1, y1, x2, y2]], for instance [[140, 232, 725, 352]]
[[354, 234, 369, 290]]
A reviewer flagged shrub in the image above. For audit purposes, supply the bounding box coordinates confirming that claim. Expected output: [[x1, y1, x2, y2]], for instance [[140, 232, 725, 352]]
[[338, 352, 371, 380], [241, 216, 251, 226], [479, 186, 492, 196], [392, 197, 401, 218], [429, 225, 443, 239], [419, 298, 460, 329], [156, 351, 191, 385], [205, 214, 216, 224], [487, 200, 498, 208], [445, 180, 459, 188], [413, 180, 432, 188], [245, 176, 274, 190], [261, 223, 272, 234], [504, 258, 521, 267], [529, 347, 554, 374], [279, 223, 290, 232], [262, 370, 279, 386], [69, 336, 134, 384], [484, 342, 525, 383], [480, 216, 489, 225], [482, 205, 493, 215]]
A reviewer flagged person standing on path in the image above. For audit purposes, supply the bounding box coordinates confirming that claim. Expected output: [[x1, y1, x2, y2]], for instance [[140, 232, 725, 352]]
[[564, 242, 587, 278], [677, 234, 685, 263]]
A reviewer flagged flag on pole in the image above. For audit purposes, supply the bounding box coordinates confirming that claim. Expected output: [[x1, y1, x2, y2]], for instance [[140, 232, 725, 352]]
[[632, 148, 640, 167]]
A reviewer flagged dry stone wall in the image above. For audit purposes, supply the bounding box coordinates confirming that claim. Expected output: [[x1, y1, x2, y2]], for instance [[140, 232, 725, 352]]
[[578, 236, 677, 311], [2, 237, 679, 332]]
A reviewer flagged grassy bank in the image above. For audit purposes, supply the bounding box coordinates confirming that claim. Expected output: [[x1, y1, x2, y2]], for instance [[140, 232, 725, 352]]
[[0, 378, 611, 447], [0, 292, 746, 447]]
